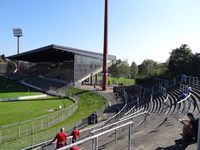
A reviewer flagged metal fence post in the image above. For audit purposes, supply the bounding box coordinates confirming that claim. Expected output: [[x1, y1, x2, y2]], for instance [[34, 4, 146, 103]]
[[47, 116, 49, 128], [32, 119, 35, 146], [197, 119, 200, 150], [41, 118, 43, 130], [18, 122, 21, 138], [95, 137, 98, 150], [0, 127, 2, 144], [177, 103, 179, 121], [128, 124, 132, 150], [115, 129, 117, 143], [144, 114, 147, 128], [183, 101, 186, 115]]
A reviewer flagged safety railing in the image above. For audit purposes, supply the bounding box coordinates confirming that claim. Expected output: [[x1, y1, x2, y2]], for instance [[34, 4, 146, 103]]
[[185, 75, 199, 86], [123, 106, 136, 116], [176, 93, 191, 121], [159, 86, 167, 96], [153, 78, 169, 87], [197, 119, 200, 150], [90, 110, 147, 135], [58, 121, 134, 150], [120, 111, 148, 128], [122, 108, 145, 119], [162, 94, 169, 111], [0, 97, 77, 144]]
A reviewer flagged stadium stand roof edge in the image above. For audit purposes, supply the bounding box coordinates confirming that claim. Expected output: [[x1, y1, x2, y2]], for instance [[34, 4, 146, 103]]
[[7, 44, 116, 62]]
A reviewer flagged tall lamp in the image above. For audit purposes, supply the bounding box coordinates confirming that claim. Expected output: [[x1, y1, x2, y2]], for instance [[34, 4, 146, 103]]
[[13, 28, 23, 73]]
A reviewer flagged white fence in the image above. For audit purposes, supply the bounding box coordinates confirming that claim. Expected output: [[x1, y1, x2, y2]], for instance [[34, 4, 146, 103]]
[[0, 99, 77, 143]]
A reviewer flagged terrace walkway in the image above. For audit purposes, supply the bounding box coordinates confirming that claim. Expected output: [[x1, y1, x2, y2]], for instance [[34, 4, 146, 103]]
[[75, 84, 199, 150]]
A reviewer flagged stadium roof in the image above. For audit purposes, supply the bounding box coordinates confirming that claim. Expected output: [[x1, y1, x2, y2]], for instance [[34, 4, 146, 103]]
[[7, 44, 116, 62]]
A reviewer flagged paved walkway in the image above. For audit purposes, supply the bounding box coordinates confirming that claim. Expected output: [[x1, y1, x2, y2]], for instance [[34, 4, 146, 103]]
[[43, 85, 198, 150]]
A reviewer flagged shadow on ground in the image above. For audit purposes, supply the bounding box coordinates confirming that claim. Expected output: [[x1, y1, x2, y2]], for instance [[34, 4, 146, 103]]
[[155, 138, 196, 150]]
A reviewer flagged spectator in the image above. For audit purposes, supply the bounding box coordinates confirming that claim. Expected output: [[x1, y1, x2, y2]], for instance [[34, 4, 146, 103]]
[[71, 126, 80, 143], [70, 145, 78, 150], [50, 127, 68, 149], [179, 113, 196, 141], [178, 92, 187, 101], [91, 111, 98, 124], [88, 111, 98, 124], [187, 86, 192, 94]]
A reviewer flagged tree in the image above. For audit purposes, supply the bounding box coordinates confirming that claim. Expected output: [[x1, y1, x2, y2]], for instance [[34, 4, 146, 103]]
[[191, 53, 200, 76], [168, 44, 193, 76], [138, 59, 157, 76], [130, 61, 138, 79], [109, 59, 130, 78]]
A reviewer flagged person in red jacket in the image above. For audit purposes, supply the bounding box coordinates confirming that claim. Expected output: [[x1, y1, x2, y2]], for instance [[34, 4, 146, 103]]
[[50, 127, 68, 149], [70, 145, 78, 150], [71, 126, 80, 143]]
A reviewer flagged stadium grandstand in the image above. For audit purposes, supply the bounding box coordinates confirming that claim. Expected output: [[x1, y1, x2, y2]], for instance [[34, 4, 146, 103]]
[[5, 44, 116, 90]]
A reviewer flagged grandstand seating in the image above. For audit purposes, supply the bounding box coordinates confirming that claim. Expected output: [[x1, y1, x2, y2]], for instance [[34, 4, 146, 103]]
[[10, 75, 200, 150]]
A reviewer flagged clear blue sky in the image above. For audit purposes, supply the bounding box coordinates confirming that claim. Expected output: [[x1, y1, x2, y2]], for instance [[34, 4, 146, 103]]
[[0, 0, 200, 65]]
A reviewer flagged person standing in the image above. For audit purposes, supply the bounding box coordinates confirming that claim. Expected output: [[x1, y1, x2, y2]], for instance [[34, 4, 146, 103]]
[[50, 127, 68, 149], [71, 126, 80, 143], [179, 113, 196, 141], [70, 145, 78, 150]]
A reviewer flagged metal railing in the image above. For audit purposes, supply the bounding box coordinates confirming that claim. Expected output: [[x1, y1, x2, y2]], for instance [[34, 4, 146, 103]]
[[162, 94, 169, 111], [197, 119, 200, 150], [153, 78, 169, 87], [58, 121, 134, 150], [176, 93, 191, 121], [0, 97, 77, 144]]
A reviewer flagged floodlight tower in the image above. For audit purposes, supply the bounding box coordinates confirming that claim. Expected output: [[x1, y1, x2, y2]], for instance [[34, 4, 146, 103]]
[[13, 28, 23, 55], [102, 0, 108, 91], [13, 28, 23, 73]]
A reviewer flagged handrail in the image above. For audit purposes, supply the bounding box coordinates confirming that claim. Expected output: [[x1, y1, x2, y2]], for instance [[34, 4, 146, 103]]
[[22, 136, 74, 150], [177, 93, 191, 104], [163, 94, 169, 103], [120, 108, 145, 120], [176, 93, 191, 120], [91, 110, 147, 134], [123, 106, 135, 116], [104, 102, 127, 125], [90, 103, 127, 129], [197, 119, 200, 150], [58, 121, 133, 150], [120, 111, 148, 121]]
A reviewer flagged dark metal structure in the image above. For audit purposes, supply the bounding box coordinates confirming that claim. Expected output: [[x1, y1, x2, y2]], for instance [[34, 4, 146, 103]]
[[8, 44, 116, 86], [103, 0, 108, 91]]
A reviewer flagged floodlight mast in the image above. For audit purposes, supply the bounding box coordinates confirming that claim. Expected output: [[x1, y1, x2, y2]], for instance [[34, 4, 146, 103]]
[[13, 28, 23, 55], [13, 28, 23, 74], [102, 0, 108, 91]]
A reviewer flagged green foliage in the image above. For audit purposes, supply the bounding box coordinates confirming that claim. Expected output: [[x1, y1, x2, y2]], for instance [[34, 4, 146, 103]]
[[135, 76, 152, 84], [138, 59, 167, 77], [108, 77, 135, 85], [109, 59, 130, 78], [130, 61, 138, 79], [168, 44, 193, 76], [191, 53, 200, 76]]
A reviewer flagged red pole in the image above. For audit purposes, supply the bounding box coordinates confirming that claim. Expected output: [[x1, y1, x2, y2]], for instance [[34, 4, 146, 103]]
[[102, 0, 108, 91]]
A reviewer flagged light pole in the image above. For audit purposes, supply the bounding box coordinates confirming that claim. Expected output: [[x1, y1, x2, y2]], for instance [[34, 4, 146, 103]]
[[102, 0, 108, 91], [13, 28, 23, 73]]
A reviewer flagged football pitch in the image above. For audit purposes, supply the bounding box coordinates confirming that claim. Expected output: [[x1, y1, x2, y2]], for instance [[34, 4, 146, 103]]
[[0, 76, 38, 98], [0, 76, 73, 125]]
